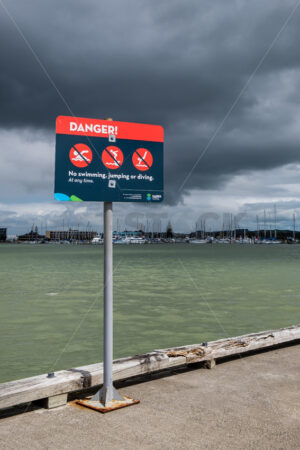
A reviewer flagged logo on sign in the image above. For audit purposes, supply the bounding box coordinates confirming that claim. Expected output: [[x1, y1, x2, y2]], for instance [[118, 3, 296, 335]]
[[152, 194, 162, 201], [102, 146, 124, 170], [132, 148, 153, 171], [69, 144, 93, 168]]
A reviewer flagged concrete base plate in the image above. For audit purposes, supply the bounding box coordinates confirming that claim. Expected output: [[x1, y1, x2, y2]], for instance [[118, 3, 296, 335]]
[[76, 396, 140, 413]]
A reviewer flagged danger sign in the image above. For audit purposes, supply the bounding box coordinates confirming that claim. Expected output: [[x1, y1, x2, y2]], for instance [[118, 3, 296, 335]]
[[102, 146, 124, 170], [132, 148, 153, 171], [69, 143, 93, 168], [55, 116, 164, 202]]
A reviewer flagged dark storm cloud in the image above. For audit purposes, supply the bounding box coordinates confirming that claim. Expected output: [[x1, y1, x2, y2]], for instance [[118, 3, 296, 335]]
[[1, 0, 300, 204]]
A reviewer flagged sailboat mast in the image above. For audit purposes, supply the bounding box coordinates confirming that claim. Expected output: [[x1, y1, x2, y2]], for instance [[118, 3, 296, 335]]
[[293, 213, 296, 240], [274, 205, 277, 239]]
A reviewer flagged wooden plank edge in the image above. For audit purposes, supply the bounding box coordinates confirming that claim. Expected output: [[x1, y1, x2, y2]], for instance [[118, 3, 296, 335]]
[[0, 324, 299, 410]]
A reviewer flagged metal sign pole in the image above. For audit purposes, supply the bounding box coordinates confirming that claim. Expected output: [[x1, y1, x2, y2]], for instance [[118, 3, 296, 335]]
[[88, 201, 124, 405], [102, 121, 117, 404], [103, 201, 114, 401]]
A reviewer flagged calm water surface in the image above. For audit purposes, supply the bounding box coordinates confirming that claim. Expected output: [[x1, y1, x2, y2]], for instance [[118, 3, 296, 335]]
[[0, 243, 299, 382]]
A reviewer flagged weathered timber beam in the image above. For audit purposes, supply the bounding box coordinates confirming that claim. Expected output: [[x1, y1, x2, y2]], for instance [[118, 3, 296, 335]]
[[158, 324, 300, 363], [0, 324, 299, 410], [0, 353, 184, 410]]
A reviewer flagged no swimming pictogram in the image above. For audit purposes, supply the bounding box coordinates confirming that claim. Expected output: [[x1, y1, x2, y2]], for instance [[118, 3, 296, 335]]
[[69, 143, 93, 168], [102, 146, 124, 170], [132, 148, 153, 171]]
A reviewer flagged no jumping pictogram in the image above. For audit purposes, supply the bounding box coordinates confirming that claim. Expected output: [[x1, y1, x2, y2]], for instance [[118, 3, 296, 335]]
[[102, 146, 124, 170], [132, 148, 153, 171]]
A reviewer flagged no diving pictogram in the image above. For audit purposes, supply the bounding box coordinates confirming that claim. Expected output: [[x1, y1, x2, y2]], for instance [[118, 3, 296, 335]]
[[69, 143, 93, 168], [102, 146, 124, 170], [132, 148, 153, 171]]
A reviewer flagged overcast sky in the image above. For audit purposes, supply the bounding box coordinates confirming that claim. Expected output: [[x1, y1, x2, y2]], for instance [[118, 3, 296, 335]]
[[1, 0, 300, 234]]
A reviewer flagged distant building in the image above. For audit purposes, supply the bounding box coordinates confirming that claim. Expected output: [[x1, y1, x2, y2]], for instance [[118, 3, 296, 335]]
[[45, 229, 97, 241], [0, 228, 7, 242], [18, 229, 45, 242]]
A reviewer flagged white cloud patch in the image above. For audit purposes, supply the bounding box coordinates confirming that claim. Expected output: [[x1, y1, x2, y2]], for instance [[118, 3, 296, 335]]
[[0, 128, 54, 201], [181, 164, 300, 231]]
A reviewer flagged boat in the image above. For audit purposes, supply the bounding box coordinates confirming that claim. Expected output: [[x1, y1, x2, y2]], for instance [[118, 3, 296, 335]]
[[91, 236, 104, 244], [217, 238, 230, 244], [114, 236, 146, 244], [189, 239, 207, 244], [124, 236, 146, 244]]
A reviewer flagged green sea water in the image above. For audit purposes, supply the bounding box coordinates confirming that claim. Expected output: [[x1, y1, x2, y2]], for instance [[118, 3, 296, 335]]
[[0, 243, 299, 382]]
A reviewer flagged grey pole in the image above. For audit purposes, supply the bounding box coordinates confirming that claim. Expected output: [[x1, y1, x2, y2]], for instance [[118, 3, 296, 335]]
[[103, 201, 114, 400], [91, 201, 123, 405]]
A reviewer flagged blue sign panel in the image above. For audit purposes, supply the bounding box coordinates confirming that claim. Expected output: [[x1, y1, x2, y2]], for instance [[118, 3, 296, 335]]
[[54, 116, 164, 202]]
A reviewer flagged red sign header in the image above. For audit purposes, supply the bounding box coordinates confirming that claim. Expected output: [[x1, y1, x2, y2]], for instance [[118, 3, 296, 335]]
[[56, 116, 164, 142]]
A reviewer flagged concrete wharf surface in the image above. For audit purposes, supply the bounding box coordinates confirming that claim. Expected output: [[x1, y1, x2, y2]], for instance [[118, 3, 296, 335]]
[[1, 344, 299, 450]]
